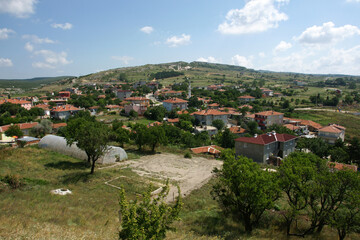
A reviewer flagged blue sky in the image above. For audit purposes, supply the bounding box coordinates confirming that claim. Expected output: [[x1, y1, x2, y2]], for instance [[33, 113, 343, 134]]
[[1, 0, 360, 78]]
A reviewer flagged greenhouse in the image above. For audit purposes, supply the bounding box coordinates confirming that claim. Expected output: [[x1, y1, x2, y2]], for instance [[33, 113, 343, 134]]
[[38, 135, 128, 164]]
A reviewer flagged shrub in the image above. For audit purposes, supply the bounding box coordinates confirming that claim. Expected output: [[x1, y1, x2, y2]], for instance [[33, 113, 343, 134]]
[[184, 152, 192, 158], [3, 174, 23, 189]]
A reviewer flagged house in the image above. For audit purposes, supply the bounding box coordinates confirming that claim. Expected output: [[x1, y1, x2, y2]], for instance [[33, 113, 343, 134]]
[[124, 104, 147, 116], [238, 95, 255, 102], [133, 81, 147, 89], [49, 99, 67, 106], [124, 97, 150, 106], [162, 98, 188, 112], [299, 120, 322, 132], [328, 162, 357, 172], [194, 125, 218, 136], [235, 132, 298, 164], [0, 99, 32, 110], [192, 109, 230, 125], [105, 105, 121, 111], [116, 89, 132, 100], [0, 122, 39, 143], [229, 126, 247, 137], [260, 88, 274, 97], [318, 124, 346, 144], [191, 145, 222, 157], [283, 124, 301, 132], [255, 111, 284, 130], [59, 91, 71, 99], [50, 105, 81, 120], [167, 118, 179, 124]]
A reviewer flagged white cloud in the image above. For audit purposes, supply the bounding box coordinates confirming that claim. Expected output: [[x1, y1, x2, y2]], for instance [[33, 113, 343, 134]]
[[274, 40, 292, 53], [218, 0, 289, 34], [166, 34, 191, 47], [0, 28, 15, 39], [259, 52, 266, 58], [231, 55, 253, 68], [295, 22, 360, 45], [0, 0, 37, 18], [22, 34, 55, 44], [33, 50, 72, 69], [346, 0, 360, 2], [24, 42, 34, 52], [196, 56, 221, 63], [51, 22, 73, 30], [140, 26, 154, 34], [0, 58, 13, 67], [111, 56, 134, 65]]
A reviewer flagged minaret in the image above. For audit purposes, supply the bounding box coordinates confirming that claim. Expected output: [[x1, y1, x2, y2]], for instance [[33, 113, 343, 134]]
[[188, 81, 191, 99]]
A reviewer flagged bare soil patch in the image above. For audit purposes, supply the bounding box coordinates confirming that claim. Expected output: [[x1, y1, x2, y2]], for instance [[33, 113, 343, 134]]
[[122, 153, 223, 202]]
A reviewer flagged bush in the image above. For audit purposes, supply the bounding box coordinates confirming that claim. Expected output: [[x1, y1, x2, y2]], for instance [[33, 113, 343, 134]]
[[2, 174, 23, 189], [184, 152, 192, 158]]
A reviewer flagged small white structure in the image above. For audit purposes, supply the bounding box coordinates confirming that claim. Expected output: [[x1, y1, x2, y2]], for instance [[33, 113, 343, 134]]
[[51, 188, 72, 195]]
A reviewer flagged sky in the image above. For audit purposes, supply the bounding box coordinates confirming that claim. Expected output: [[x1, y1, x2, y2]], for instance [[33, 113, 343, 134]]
[[1, 0, 360, 79]]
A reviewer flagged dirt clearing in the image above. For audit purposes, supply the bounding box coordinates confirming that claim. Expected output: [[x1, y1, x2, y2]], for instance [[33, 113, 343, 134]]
[[121, 153, 223, 202]]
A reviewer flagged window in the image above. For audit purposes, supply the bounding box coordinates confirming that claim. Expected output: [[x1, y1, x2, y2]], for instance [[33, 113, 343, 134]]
[[244, 143, 247, 148]]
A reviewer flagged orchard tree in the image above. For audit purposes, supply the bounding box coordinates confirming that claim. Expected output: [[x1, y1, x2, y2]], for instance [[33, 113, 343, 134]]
[[30, 119, 52, 138], [119, 181, 182, 240], [212, 151, 280, 233], [64, 118, 109, 174], [147, 126, 167, 152], [212, 119, 225, 130]]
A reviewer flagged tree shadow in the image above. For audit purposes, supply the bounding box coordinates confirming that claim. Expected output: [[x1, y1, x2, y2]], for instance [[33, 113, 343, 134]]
[[190, 214, 245, 240], [60, 171, 91, 184], [45, 161, 90, 170]]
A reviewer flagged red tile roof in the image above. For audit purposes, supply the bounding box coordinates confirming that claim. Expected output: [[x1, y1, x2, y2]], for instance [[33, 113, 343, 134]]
[[191, 145, 222, 155], [238, 95, 255, 99], [167, 118, 179, 123], [192, 109, 230, 116], [52, 123, 67, 129], [239, 104, 253, 109], [283, 124, 300, 131], [33, 104, 50, 110], [208, 103, 220, 107], [299, 120, 322, 130], [229, 126, 246, 134], [235, 133, 297, 145], [124, 97, 149, 101], [163, 98, 188, 103], [255, 111, 284, 116], [0, 99, 31, 105], [319, 125, 342, 133], [51, 105, 80, 112], [328, 162, 357, 172], [105, 105, 120, 109], [0, 122, 39, 132]]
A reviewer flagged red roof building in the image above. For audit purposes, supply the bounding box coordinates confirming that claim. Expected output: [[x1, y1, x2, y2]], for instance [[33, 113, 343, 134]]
[[191, 145, 222, 157], [163, 98, 188, 111], [235, 132, 297, 163], [0, 99, 32, 110], [255, 111, 284, 130]]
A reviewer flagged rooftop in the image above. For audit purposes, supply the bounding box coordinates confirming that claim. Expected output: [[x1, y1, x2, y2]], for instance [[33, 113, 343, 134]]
[[255, 111, 284, 116], [163, 98, 188, 103], [192, 109, 230, 116], [51, 105, 81, 112], [235, 133, 297, 145]]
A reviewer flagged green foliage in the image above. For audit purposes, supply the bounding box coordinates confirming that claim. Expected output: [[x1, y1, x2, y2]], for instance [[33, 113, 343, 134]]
[[267, 124, 295, 135], [184, 152, 192, 158], [2, 174, 24, 189], [212, 153, 280, 233], [296, 137, 329, 158], [128, 110, 138, 120], [144, 106, 167, 121], [279, 152, 360, 236], [5, 125, 23, 138], [329, 147, 349, 163], [215, 128, 236, 149], [118, 181, 182, 240], [30, 119, 52, 138], [64, 118, 110, 174], [188, 96, 203, 108], [348, 137, 360, 165], [212, 119, 224, 130], [150, 70, 184, 80], [147, 126, 167, 152], [131, 124, 148, 151]]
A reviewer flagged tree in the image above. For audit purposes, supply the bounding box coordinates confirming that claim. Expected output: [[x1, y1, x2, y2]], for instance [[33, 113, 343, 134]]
[[147, 126, 167, 152], [215, 128, 236, 148], [128, 110, 138, 120], [5, 125, 23, 138], [188, 96, 202, 108], [144, 106, 166, 121], [267, 124, 296, 135], [212, 153, 280, 233], [119, 181, 182, 240], [329, 147, 349, 164], [30, 119, 52, 138], [113, 127, 130, 148], [296, 137, 329, 158], [212, 119, 225, 130], [131, 124, 148, 151], [348, 137, 360, 166], [64, 118, 109, 174], [348, 82, 356, 89]]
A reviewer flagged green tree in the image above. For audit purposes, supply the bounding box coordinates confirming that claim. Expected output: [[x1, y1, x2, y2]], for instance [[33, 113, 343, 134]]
[[30, 119, 52, 138], [329, 147, 349, 164], [144, 106, 166, 121], [147, 126, 167, 152], [348, 137, 360, 166], [113, 127, 130, 148], [215, 128, 236, 148], [267, 124, 295, 135], [64, 118, 109, 174], [212, 119, 225, 130], [131, 124, 148, 151], [128, 110, 138, 120], [5, 125, 23, 138], [212, 153, 280, 233], [119, 181, 182, 240]]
